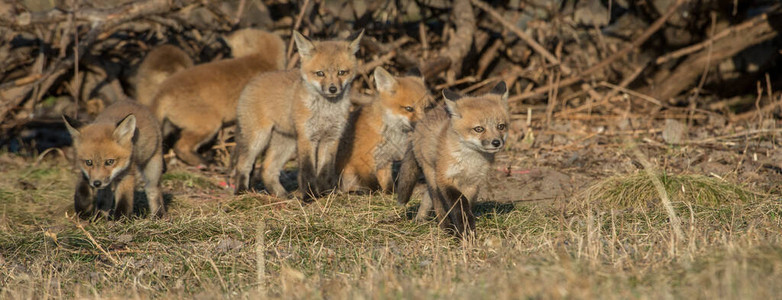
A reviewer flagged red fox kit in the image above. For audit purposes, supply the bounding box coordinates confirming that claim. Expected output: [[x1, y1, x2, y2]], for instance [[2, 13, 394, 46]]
[[396, 82, 510, 237], [151, 29, 285, 166], [63, 101, 165, 219], [132, 44, 193, 107], [232, 30, 364, 199], [335, 67, 431, 193]]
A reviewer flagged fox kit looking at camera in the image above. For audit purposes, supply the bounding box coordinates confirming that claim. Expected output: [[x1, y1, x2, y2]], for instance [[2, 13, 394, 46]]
[[335, 67, 431, 193], [63, 101, 165, 219], [132, 44, 193, 107], [152, 29, 285, 166], [396, 82, 510, 237], [232, 30, 363, 199]]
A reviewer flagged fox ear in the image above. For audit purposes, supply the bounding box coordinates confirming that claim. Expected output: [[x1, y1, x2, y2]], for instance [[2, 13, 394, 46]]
[[113, 114, 137, 145], [442, 89, 462, 118], [347, 29, 364, 55], [490, 81, 509, 107], [373, 67, 397, 93], [406, 67, 422, 78], [293, 31, 315, 59], [62, 114, 82, 140]]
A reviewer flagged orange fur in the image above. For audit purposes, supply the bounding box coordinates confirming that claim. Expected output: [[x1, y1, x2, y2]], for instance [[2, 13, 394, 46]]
[[232, 30, 363, 199], [336, 67, 431, 193], [396, 82, 510, 237], [133, 44, 193, 107], [151, 29, 285, 166], [63, 101, 165, 219]]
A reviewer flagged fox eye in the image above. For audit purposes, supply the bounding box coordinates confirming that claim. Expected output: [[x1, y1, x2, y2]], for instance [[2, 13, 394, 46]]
[[105, 159, 115, 166], [404, 106, 414, 112], [338, 70, 348, 76], [473, 126, 485, 133], [315, 71, 325, 77], [85, 160, 93, 166], [497, 124, 506, 130]]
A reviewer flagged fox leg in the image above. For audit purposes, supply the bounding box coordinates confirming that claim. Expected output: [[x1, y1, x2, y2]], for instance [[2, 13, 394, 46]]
[[113, 172, 135, 219], [338, 166, 359, 193], [376, 164, 394, 193], [395, 148, 421, 206], [430, 187, 454, 231], [260, 132, 296, 198], [414, 188, 433, 222], [173, 125, 219, 167], [314, 139, 340, 194], [442, 185, 476, 237], [233, 124, 272, 194], [142, 149, 166, 217], [423, 168, 452, 229], [296, 137, 318, 200], [74, 174, 95, 219]]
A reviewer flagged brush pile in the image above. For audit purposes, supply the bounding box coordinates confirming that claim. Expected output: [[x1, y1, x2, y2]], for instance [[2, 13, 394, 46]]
[[1, 0, 780, 152]]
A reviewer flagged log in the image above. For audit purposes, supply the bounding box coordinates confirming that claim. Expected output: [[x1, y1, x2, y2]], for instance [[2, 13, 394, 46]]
[[421, 0, 475, 80], [642, 11, 781, 102]]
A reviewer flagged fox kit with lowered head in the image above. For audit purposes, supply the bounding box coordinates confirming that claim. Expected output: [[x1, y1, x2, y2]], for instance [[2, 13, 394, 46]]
[[132, 44, 193, 107], [396, 82, 510, 237], [233, 30, 363, 199], [335, 67, 431, 193], [63, 101, 165, 219], [152, 29, 285, 166]]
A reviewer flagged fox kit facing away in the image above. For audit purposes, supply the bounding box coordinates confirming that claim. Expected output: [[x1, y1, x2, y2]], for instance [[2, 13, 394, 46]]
[[152, 29, 285, 166], [63, 101, 165, 219], [233, 30, 364, 199], [396, 82, 510, 237], [132, 44, 193, 107], [335, 67, 431, 193]]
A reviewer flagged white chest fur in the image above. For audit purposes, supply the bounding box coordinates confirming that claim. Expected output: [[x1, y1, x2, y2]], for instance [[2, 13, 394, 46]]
[[304, 90, 351, 143], [444, 145, 493, 184]]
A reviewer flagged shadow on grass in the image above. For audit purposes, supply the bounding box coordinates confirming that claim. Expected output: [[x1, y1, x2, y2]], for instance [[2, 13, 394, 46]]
[[132, 190, 175, 217], [248, 169, 299, 194], [403, 200, 516, 220]]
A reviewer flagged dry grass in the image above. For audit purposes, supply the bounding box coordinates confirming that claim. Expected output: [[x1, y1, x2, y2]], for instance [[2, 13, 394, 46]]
[[578, 173, 761, 209], [1, 154, 781, 299]]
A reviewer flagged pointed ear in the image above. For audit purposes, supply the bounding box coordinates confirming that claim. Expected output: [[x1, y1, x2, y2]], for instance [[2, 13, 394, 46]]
[[373, 67, 397, 93], [62, 114, 82, 140], [442, 89, 461, 118], [406, 67, 422, 78], [347, 29, 364, 55], [292, 31, 315, 58], [491, 81, 509, 108], [113, 114, 136, 145]]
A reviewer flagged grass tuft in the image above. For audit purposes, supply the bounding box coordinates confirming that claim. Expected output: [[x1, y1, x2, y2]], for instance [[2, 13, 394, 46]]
[[578, 172, 761, 209]]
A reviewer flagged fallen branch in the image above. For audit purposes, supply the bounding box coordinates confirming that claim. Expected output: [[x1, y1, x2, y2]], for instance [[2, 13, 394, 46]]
[[642, 10, 781, 101], [421, 0, 475, 79], [509, 0, 688, 103], [655, 7, 779, 65], [0, 0, 199, 30], [471, 0, 570, 75]]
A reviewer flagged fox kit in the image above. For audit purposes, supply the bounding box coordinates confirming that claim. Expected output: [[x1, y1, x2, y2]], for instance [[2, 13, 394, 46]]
[[152, 29, 285, 166], [133, 44, 193, 107], [63, 101, 165, 219], [233, 30, 363, 198], [335, 67, 431, 193], [396, 82, 509, 237]]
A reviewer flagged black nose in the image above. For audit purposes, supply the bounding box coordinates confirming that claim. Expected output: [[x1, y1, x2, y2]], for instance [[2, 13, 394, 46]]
[[92, 180, 102, 188], [328, 85, 338, 93], [491, 139, 502, 147]]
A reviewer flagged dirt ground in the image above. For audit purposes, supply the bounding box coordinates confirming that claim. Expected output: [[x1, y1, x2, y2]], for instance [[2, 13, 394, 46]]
[[133, 115, 782, 210]]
